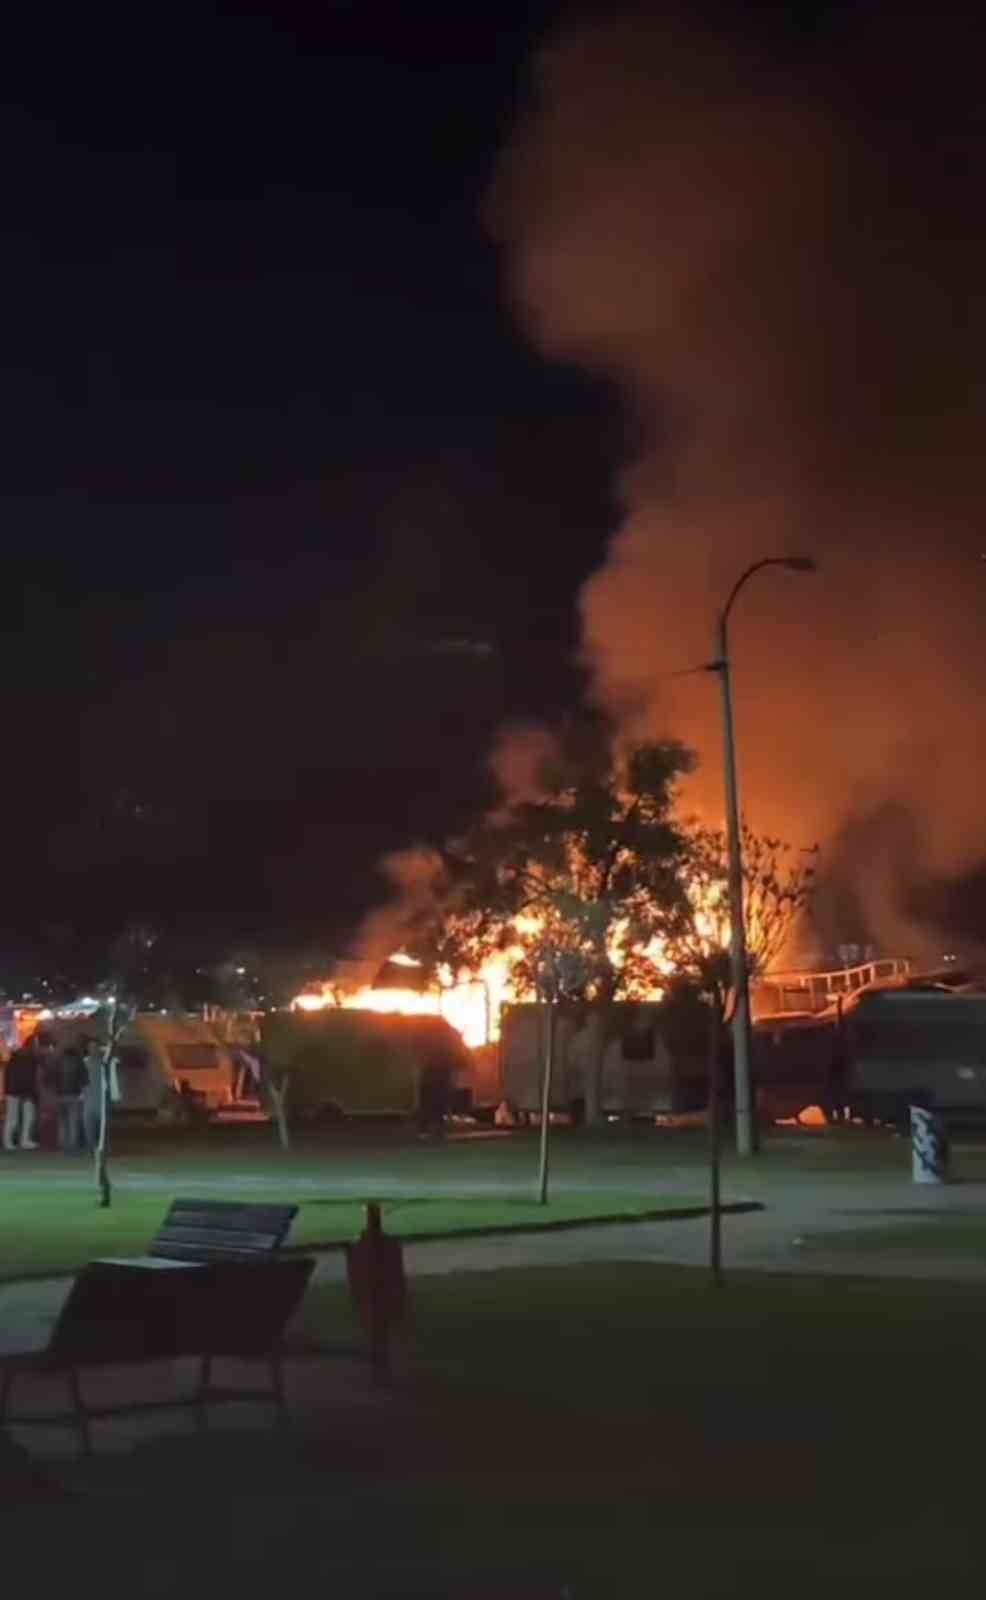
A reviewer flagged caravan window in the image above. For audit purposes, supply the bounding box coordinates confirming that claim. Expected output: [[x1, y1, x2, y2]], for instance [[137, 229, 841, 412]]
[[622, 1025, 655, 1062], [166, 1044, 220, 1073]]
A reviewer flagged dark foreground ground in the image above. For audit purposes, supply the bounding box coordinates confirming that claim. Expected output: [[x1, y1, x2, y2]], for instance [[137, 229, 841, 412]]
[[6, 1260, 986, 1597]]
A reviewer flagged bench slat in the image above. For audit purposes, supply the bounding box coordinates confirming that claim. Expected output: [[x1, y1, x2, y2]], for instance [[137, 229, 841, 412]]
[[153, 1223, 288, 1246], [160, 1205, 297, 1229], [152, 1243, 280, 1262], [147, 1200, 299, 1264], [152, 1227, 286, 1253]]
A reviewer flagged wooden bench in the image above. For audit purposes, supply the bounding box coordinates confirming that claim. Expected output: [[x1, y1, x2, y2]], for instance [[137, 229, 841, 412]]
[[0, 1199, 315, 1454]]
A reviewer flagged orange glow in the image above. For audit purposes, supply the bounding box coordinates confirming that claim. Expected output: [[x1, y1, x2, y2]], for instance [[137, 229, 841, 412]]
[[290, 935, 536, 1050], [293, 992, 330, 1013], [288, 882, 734, 1048]]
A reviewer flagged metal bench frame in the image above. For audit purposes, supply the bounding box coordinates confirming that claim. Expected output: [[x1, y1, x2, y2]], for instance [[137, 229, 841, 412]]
[[1, 1199, 314, 1454]]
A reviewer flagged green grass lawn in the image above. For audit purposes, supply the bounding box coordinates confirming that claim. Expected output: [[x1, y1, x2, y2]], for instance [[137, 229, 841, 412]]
[[280, 1262, 986, 1594], [0, 1151, 715, 1279], [5, 1116, 982, 1281], [0, 1120, 766, 1280]]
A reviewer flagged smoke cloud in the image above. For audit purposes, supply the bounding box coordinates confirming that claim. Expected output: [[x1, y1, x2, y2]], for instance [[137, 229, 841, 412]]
[[347, 847, 445, 969], [487, 718, 563, 810], [489, 6, 986, 957]]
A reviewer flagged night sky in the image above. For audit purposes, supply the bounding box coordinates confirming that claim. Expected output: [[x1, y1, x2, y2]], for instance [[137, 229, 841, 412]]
[[5, 1, 963, 983], [4, 1, 625, 973]]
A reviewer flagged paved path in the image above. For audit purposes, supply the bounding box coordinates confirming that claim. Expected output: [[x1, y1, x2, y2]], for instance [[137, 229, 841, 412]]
[[371, 1163, 986, 1281]]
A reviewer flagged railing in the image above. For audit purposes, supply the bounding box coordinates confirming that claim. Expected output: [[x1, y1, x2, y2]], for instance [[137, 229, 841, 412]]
[[752, 958, 912, 1017]]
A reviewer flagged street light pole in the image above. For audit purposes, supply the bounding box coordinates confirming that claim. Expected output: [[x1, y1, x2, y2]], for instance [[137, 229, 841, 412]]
[[714, 610, 754, 1156], [711, 556, 816, 1157], [536, 946, 558, 1206]]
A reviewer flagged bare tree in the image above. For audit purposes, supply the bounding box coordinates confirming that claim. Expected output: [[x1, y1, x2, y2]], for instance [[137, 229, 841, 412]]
[[670, 823, 817, 1016]]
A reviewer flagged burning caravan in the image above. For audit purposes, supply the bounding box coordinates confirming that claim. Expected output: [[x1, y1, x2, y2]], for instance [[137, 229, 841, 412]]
[[843, 988, 986, 1124], [260, 1008, 474, 1122], [497, 1000, 708, 1121]]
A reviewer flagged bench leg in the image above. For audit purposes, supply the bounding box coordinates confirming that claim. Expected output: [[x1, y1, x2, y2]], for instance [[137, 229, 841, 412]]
[[68, 1367, 93, 1456], [269, 1353, 289, 1430], [0, 1366, 14, 1423], [2, 1366, 93, 1455], [196, 1354, 212, 1433]]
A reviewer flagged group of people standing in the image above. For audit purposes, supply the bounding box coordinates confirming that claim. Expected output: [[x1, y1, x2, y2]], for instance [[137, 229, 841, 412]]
[[2, 1030, 108, 1154]]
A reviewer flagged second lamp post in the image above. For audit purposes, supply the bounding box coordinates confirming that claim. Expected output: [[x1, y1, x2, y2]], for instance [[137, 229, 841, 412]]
[[710, 556, 816, 1157]]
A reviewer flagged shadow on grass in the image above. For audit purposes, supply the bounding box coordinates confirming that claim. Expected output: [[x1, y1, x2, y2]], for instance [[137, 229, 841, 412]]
[[288, 1195, 763, 1252]]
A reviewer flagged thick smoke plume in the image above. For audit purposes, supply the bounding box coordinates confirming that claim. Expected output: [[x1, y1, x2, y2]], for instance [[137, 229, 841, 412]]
[[346, 731, 559, 973], [489, 7, 986, 958], [346, 848, 445, 970], [487, 719, 560, 810]]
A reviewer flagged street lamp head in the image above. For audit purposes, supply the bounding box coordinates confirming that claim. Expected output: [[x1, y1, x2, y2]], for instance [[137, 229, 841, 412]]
[[781, 556, 816, 572]]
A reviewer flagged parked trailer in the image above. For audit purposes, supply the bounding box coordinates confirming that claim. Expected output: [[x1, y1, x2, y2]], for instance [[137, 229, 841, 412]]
[[844, 989, 986, 1125], [495, 999, 709, 1121], [43, 1013, 237, 1117], [752, 1013, 838, 1123], [259, 1009, 473, 1123]]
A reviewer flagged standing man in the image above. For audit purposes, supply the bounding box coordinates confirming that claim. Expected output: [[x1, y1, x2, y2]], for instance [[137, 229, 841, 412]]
[[81, 1036, 108, 1154], [53, 1042, 88, 1153], [2, 1030, 56, 1151]]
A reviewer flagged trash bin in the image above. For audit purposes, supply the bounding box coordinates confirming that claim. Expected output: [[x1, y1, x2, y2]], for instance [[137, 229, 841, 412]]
[[910, 1103, 949, 1184]]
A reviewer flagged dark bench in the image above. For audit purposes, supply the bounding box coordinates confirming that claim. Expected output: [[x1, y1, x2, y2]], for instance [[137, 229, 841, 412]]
[[146, 1196, 300, 1262], [0, 1199, 315, 1453]]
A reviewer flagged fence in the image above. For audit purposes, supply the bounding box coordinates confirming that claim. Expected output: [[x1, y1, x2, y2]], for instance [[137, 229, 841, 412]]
[[752, 957, 912, 1018]]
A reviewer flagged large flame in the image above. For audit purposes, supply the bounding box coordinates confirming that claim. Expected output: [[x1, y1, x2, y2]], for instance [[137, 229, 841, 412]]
[[288, 886, 733, 1048], [290, 929, 540, 1049]]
